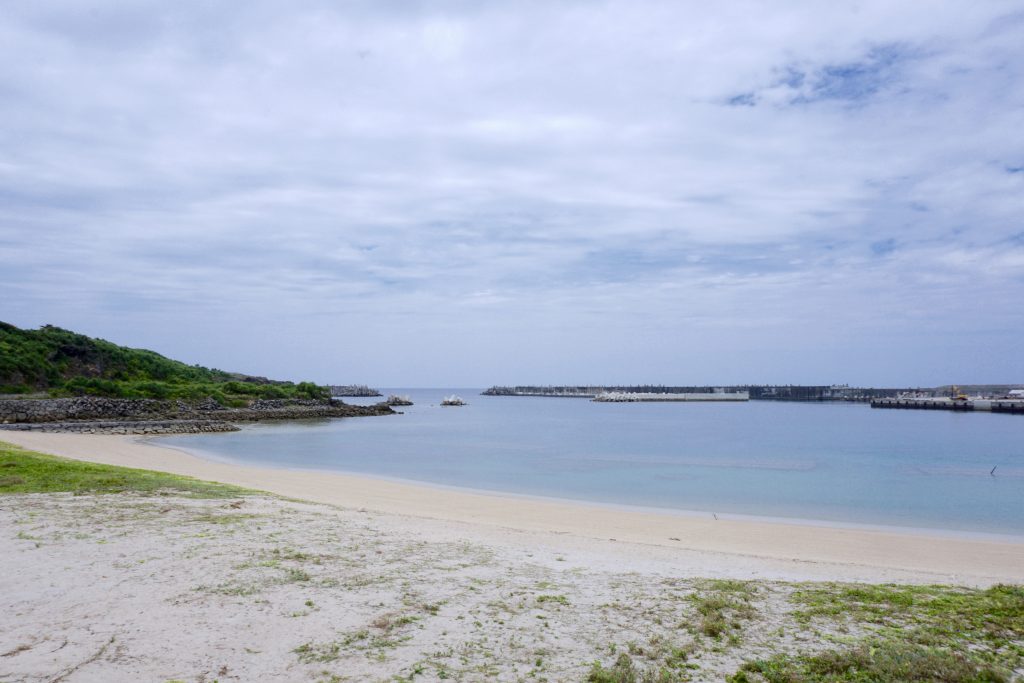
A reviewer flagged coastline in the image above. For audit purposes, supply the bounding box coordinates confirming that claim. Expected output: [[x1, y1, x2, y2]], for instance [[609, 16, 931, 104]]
[[3, 429, 1023, 585], [167, 435, 1024, 545]]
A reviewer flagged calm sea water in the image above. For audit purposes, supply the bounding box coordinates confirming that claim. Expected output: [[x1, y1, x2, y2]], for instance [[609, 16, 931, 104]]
[[160, 390, 1024, 536]]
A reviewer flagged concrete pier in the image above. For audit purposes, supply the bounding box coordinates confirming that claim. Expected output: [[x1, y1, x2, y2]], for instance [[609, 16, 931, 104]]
[[870, 397, 1024, 414]]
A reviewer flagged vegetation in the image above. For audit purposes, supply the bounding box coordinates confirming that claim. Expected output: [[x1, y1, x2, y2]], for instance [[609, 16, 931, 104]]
[[790, 583, 1024, 646], [586, 653, 686, 683], [690, 579, 757, 638], [724, 581, 1023, 682], [0, 440, 250, 497], [0, 321, 327, 403], [581, 579, 1022, 683], [728, 642, 1009, 682]]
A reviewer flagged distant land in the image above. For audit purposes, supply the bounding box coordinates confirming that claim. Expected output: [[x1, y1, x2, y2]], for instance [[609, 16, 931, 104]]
[[483, 384, 1024, 401]]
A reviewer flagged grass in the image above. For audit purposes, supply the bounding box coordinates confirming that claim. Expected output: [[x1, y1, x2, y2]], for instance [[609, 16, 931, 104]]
[[371, 613, 419, 631], [537, 594, 570, 607], [294, 640, 345, 664], [792, 583, 1024, 643], [586, 653, 686, 683], [581, 580, 1023, 682], [0, 440, 251, 497], [728, 641, 1010, 682], [790, 583, 1024, 666], [689, 579, 757, 639], [724, 582, 1024, 682]]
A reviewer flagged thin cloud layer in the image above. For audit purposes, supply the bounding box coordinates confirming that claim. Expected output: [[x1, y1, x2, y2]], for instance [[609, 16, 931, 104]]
[[1, 1, 1022, 385]]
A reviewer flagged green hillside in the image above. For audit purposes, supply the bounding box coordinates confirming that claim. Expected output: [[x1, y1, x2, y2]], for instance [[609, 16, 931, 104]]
[[0, 322, 326, 404]]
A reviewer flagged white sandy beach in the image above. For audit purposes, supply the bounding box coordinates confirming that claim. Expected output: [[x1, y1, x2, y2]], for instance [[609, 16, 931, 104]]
[[3, 430, 1022, 585]]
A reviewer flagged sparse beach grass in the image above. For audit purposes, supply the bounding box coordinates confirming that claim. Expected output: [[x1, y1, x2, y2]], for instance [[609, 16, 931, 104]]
[[1, 439, 1021, 681]]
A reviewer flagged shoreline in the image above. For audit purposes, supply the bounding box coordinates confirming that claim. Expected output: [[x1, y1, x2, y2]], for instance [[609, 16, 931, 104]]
[[3, 430, 1023, 585], [163, 436, 1024, 545]]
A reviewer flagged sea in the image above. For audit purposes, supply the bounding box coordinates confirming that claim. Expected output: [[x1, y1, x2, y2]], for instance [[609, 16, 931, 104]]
[[160, 389, 1024, 537]]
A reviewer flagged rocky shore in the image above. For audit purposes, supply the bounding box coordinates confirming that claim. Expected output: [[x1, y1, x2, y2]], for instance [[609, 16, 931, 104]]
[[0, 396, 394, 434]]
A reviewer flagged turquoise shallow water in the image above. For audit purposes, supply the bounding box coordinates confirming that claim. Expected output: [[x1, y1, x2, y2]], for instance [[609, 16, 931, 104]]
[[161, 389, 1024, 535]]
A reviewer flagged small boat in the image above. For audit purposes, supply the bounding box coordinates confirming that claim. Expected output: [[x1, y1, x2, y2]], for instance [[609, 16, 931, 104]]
[[441, 395, 466, 406]]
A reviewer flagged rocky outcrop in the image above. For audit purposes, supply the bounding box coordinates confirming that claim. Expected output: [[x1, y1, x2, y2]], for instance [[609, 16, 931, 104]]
[[0, 397, 395, 433], [328, 385, 382, 397]]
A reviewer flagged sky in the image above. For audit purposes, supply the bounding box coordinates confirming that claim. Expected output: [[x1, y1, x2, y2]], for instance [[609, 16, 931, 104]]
[[2, 1, 1023, 387]]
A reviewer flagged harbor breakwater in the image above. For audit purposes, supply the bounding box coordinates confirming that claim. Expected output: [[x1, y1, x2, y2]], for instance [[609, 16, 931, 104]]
[[593, 391, 749, 402], [483, 385, 913, 401], [484, 384, 1024, 404]]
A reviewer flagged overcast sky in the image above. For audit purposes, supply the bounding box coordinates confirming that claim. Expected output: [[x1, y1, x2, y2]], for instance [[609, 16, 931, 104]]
[[2, 1, 1023, 387]]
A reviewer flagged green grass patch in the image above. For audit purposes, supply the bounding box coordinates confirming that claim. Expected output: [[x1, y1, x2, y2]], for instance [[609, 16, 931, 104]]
[[0, 440, 252, 497], [720, 581, 1024, 681], [586, 653, 686, 683], [790, 582, 1024, 660], [537, 594, 571, 607], [294, 640, 345, 663], [689, 580, 757, 638], [728, 641, 1010, 682]]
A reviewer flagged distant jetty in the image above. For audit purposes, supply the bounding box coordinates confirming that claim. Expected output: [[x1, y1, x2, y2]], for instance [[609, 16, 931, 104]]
[[329, 385, 382, 397], [483, 384, 1024, 403], [594, 391, 748, 402], [483, 385, 912, 401]]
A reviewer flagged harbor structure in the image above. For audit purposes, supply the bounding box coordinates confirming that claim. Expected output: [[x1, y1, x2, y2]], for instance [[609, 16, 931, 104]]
[[484, 385, 922, 401], [593, 391, 749, 402], [483, 384, 1024, 403], [870, 397, 1024, 414]]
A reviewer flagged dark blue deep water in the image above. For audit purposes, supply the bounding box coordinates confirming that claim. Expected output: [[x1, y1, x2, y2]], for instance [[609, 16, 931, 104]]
[[161, 390, 1024, 536]]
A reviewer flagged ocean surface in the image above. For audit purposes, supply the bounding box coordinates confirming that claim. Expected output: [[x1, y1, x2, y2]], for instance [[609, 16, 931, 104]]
[[161, 390, 1024, 536]]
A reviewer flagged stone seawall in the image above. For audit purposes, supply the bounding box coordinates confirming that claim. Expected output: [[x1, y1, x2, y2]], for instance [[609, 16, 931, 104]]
[[0, 420, 240, 435], [0, 397, 395, 431], [0, 397, 174, 424]]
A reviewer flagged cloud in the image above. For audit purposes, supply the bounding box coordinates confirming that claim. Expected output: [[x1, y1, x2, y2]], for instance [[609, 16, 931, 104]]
[[1, 0, 1022, 384]]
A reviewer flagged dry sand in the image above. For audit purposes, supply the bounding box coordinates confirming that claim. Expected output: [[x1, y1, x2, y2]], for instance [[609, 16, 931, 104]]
[[2, 431, 1023, 682]]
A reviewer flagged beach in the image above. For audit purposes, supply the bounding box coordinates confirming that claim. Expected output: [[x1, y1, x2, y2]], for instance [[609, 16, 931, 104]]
[[2, 432, 1023, 682], [3, 430, 1022, 585]]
